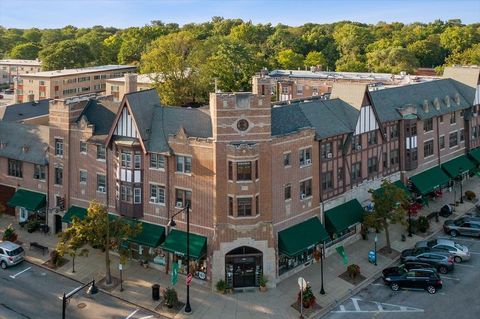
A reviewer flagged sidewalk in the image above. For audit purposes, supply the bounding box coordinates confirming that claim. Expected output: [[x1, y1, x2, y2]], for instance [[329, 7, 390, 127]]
[[1, 177, 478, 319]]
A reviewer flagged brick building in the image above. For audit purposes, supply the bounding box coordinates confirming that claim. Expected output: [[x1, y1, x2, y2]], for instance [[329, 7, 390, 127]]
[[1, 66, 479, 289], [0, 59, 42, 86], [105, 73, 155, 102]]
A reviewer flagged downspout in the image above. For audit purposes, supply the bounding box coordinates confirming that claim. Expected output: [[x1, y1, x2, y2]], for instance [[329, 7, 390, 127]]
[[165, 153, 171, 275], [436, 116, 441, 165]]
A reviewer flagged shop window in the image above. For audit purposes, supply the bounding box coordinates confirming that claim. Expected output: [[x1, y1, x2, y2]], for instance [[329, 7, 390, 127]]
[[300, 179, 312, 199], [299, 148, 312, 166], [237, 162, 252, 181], [237, 198, 252, 216]]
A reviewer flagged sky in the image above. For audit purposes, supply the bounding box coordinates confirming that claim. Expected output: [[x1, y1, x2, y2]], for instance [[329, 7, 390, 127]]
[[0, 0, 479, 29]]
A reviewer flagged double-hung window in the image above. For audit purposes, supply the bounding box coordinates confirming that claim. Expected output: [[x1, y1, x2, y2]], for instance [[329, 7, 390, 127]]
[[55, 138, 63, 156], [237, 162, 252, 181], [150, 153, 165, 169], [8, 159, 22, 178], [237, 198, 252, 216], [33, 164, 45, 180], [300, 179, 312, 198], [176, 156, 192, 173], [97, 174, 106, 192], [150, 184, 165, 204], [97, 145, 106, 160], [299, 148, 312, 166], [175, 189, 192, 208]]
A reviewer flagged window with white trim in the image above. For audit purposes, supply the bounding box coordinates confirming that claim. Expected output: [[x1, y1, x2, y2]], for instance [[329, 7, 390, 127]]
[[97, 174, 106, 192], [176, 155, 192, 173], [150, 153, 165, 169], [150, 184, 165, 204], [300, 179, 312, 198], [175, 189, 191, 208], [79, 170, 87, 183], [299, 148, 312, 166], [55, 138, 63, 156], [33, 164, 46, 180], [134, 188, 141, 204], [237, 197, 252, 216]]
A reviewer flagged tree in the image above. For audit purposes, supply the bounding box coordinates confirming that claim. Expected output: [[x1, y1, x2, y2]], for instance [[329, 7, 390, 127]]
[[276, 49, 304, 70], [9, 42, 40, 60], [39, 39, 92, 70], [56, 218, 89, 273], [407, 35, 446, 67], [440, 25, 479, 54], [445, 43, 480, 66], [57, 201, 141, 285], [367, 46, 419, 73], [304, 51, 327, 68], [335, 54, 368, 72], [366, 180, 409, 254], [333, 23, 373, 56], [23, 28, 42, 44]]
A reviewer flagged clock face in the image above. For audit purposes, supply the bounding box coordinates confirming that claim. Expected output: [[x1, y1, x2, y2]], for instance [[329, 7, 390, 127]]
[[237, 119, 249, 131]]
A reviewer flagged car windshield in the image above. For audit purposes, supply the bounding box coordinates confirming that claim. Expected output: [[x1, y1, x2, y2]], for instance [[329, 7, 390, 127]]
[[7, 247, 24, 256], [454, 244, 465, 250]]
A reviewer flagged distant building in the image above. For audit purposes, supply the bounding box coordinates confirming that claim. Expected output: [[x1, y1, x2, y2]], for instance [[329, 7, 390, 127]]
[[15, 65, 137, 103], [105, 73, 155, 101], [0, 59, 42, 86]]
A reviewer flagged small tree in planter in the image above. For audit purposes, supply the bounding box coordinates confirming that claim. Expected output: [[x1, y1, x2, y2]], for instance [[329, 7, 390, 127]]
[[347, 264, 361, 279], [2, 224, 18, 242], [216, 279, 227, 294], [297, 283, 316, 308], [465, 190, 476, 201], [417, 216, 430, 233], [259, 275, 268, 292], [163, 287, 178, 308]]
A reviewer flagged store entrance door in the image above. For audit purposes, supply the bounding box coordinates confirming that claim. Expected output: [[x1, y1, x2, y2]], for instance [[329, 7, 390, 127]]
[[225, 246, 263, 288]]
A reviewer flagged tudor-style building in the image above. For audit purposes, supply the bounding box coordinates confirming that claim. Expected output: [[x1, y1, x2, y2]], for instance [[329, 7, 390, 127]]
[[1, 65, 480, 289]]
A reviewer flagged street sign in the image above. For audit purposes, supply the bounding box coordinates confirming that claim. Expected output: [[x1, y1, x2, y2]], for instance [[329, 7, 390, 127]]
[[186, 273, 193, 286], [118, 264, 123, 270], [297, 277, 306, 290]]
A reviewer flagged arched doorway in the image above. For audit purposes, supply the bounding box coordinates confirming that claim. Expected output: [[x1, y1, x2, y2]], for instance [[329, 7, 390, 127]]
[[225, 246, 263, 288]]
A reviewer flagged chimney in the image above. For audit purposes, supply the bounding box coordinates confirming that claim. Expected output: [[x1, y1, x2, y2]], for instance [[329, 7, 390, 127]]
[[423, 100, 429, 113], [22, 144, 29, 153], [0, 140, 7, 149], [124, 73, 138, 94]]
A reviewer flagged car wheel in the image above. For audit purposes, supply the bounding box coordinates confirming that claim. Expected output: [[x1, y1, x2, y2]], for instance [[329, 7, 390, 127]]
[[427, 285, 436, 294], [390, 283, 400, 291], [0, 261, 7, 269], [454, 256, 462, 263], [438, 266, 448, 274], [450, 230, 459, 237]]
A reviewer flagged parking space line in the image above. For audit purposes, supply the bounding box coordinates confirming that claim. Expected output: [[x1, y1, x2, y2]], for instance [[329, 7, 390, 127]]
[[455, 263, 474, 268], [139, 316, 153, 319], [126, 309, 139, 319], [468, 251, 480, 255], [441, 275, 460, 281], [9, 267, 31, 279], [351, 298, 361, 311]]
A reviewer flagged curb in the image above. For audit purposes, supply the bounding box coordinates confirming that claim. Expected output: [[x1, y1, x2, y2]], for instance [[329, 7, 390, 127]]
[[24, 256, 167, 318], [312, 207, 471, 319]]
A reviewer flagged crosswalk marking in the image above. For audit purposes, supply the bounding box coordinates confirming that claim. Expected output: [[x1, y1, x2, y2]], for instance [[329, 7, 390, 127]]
[[332, 298, 424, 313]]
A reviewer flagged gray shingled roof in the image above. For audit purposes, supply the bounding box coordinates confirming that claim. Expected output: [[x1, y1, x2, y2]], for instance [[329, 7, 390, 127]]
[[370, 79, 473, 123], [77, 98, 121, 143], [0, 121, 48, 165], [121, 89, 212, 153], [1, 99, 50, 122], [271, 98, 358, 139]]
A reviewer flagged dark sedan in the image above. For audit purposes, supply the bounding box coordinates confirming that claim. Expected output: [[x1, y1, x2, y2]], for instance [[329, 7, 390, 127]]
[[400, 250, 454, 274], [382, 268, 442, 294]]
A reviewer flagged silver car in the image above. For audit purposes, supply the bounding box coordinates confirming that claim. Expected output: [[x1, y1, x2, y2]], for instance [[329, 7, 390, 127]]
[[416, 239, 470, 263], [0, 241, 25, 269], [444, 217, 480, 238]]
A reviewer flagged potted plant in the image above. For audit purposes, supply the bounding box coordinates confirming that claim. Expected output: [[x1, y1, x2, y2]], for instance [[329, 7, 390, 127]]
[[163, 287, 178, 308], [27, 219, 39, 233], [297, 283, 315, 308], [216, 279, 227, 294], [259, 275, 268, 292], [417, 216, 430, 233], [465, 190, 476, 201], [2, 224, 18, 242], [347, 264, 361, 279], [313, 249, 321, 262]]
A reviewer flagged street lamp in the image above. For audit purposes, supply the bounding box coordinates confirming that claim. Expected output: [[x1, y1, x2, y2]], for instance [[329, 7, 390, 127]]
[[408, 208, 413, 237], [320, 241, 325, 295], [62, 279, 98, 319], [374, 235, 378, 266], [168, 204, 191, 314], [459, 167, 464, 204]]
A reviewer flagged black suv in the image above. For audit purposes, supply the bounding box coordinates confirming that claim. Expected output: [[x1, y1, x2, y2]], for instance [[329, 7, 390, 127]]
[[382, 268, 442, 294], [400, 249, 454, 274]]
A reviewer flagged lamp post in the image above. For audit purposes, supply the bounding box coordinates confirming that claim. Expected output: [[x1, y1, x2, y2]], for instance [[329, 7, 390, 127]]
[[459, 167, 464, 204], [168, 204, 191, 314], [62, 279, 98, 319], [408, 208, 413, 237], [320, 241, 325, 295], [374, 235, 378, 266]]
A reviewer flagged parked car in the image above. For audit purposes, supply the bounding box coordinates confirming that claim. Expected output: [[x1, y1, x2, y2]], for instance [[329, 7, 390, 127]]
[[382, 267, 442, 294], [444, 217, 480, 238], [416, 238, 470, 263], [400, 250, 454, 274], [0, 241, 25, 269], [4, 88, 14, 94]]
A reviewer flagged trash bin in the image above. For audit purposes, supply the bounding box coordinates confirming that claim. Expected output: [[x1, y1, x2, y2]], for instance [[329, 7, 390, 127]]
[[368, 250, 376, 264], [152, 284, 160, 301]]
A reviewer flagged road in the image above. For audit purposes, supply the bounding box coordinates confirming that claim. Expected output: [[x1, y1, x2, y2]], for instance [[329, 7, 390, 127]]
[[0, 261, 162, 319], [323, 234, 480, 319]]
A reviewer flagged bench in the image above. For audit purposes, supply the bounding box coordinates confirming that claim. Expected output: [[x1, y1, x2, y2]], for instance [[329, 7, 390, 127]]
[[30, 242, 48, 255], [426, 212, 439, 222]]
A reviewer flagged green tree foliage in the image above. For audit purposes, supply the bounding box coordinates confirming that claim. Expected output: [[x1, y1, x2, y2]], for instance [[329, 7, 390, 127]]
[[366, 180, 409, 253], [23, 28, 42, 44], [304, 51, 327, 68], [9, 42, 40, 60], [440, 25, 480, 54], [407, 35, 446, 67], [276, 49, 304, 70], [445, 43, 480, 66], [367, 46, 419, 73], [39, 39, 92, 70]]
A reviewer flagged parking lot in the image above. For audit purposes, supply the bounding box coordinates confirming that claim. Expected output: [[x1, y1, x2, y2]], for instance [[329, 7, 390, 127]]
[[323, 232, 480, 319]]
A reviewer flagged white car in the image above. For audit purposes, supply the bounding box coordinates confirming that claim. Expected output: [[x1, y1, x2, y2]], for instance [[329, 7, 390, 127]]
[[0, 241, 25, 269], [416, 238, 470, 263]]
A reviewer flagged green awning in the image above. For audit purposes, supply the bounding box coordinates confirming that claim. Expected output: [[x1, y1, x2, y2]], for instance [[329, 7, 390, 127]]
[[441, 155, 476, 178], [7, 189, 46, 211], [129, 222, 165, 247], [374, 180, 411, 197], [278, 217, 329, 257], [161, 229, 207, 259], [325, 199, 364, 234], [409, 166, 450, 195], [62, 206, 87, 224], [468, 148, 480, 164]]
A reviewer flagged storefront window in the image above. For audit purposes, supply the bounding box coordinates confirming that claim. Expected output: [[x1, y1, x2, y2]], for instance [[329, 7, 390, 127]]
[[278, 245, 316, 276], [172, 254, 208, 280]]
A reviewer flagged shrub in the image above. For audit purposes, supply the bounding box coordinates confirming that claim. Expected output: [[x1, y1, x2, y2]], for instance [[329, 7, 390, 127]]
[[347, 264, 361, 279], [27, 219, 39, 233], [259, 275, 268, 287], [2, 224, 18, 242], [163, 287, 178, 308], [216, 279, 227, 293], [297, 283, 316, 307], [417, 216, 430, 233], [50, 249, 61, 267], [465, 190, 476, 201]]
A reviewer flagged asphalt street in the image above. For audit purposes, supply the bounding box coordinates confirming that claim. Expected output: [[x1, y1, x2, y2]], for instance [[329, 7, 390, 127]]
[[0, 261, 163, 319], [322, 234, 480, 319]]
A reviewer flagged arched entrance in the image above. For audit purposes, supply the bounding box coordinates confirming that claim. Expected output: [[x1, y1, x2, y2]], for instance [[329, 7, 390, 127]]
[[225, 246, 263, 288]]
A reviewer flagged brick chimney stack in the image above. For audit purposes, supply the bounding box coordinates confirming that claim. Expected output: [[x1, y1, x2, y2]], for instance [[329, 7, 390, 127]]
[[124, 73, 138, 94]]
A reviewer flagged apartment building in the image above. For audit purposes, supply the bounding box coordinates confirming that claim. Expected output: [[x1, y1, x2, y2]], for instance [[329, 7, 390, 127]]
[[1, 66, 479, 290], [252, 68, 439, 102], [0, 59, 42, 86], [14, 65, 137, 103], [105, 73, 154, 101]]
